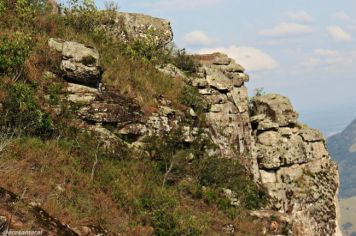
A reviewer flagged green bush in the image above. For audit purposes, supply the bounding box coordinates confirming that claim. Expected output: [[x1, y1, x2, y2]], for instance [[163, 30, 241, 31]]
[[0, 33, 32, 75], [198, 156, 267, 210], [180, 85, 209, 115], [122, 29, 171, 65], [63, 0, 100, 33], [145, 124, 213, 187], [172, 49, 198, 74], [81, 55, 96, 66], [47, 83, 62, 105], [138, 189, 178, 235], [0, 0, 48, 25], [3, 83, 52, 135], [0, 1, 6, 15]]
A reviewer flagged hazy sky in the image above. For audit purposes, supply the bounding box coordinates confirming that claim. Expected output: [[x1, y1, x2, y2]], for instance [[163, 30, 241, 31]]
[[93, 0, 356, 135]]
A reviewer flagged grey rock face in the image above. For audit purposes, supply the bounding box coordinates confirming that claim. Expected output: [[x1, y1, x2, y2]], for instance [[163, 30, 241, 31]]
[[48, 38, 102, 87], [251, 94, 342, 236], [251, 93, 299, 130], [190, 53, 253, 158], [164, 53, 260, 180]]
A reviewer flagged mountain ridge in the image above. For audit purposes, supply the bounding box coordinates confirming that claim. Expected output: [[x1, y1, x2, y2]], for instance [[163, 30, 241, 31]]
[[328, 118, 356, 198]]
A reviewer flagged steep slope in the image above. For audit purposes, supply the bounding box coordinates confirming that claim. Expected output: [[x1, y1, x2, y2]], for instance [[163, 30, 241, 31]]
[[328, 119, 356, 198], [0, 1, 342, 235]]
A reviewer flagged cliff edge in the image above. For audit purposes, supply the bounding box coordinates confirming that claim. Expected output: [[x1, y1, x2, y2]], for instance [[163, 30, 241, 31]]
[[0, 1, 341, 235]]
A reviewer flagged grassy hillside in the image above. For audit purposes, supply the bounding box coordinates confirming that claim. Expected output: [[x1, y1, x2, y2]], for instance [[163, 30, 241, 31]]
[[327, 119, 356, 198], [0, 0, 267, 234], [340, 196, 356, 236]]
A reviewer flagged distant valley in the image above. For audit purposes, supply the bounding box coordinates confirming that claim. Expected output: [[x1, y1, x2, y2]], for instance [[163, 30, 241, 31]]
[[328, 119, 356, 198], [340, 196, 356, 236], [327, 119, 356, 236]]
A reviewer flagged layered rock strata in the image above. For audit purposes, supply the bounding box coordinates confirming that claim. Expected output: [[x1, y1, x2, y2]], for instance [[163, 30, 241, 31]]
[[251, 94, 342, 236], [48, 38, 102, 87], [46, 27, 341, 234]]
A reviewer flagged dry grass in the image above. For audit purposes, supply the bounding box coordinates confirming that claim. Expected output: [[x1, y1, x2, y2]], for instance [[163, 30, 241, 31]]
[[0, 137, 131, 233], [24, 39, 62, 84], [102, 56, 184, 113]]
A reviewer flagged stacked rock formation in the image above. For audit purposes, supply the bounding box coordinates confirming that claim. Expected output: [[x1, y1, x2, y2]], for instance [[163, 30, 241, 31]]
[[157, 53, 342, 235], [46, 13, 342, 234], [47, 39, 142, 149], [251, 94, 342, 235], [48, 38, 102, 87], [187, 53, 260, 178]]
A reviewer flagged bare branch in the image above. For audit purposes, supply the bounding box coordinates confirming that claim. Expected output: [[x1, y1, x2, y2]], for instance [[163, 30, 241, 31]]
[[90, 143, 100, 181], [162, 159, 174, 188], [0, 127, 18, 154]]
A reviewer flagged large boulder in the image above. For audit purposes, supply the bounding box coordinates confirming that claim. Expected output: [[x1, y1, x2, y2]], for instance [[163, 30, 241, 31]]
[[48, 38, 102, 87], [102, 12, 173, 47], [251, 94, 299, 130], [251, 93, 341, 236]]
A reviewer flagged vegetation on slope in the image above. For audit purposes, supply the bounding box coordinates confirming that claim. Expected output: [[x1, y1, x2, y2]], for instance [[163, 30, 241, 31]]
[[0, 0, 267, 234]]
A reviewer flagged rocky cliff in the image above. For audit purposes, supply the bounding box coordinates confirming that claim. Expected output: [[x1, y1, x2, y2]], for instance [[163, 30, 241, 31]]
[[43, 12, 341, 235], [0, 2, 342, 235], [44, 35, 342, 235]]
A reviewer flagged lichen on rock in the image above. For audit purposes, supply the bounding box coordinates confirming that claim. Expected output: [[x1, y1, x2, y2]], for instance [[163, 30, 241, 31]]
[[251, 93, 342, 236]]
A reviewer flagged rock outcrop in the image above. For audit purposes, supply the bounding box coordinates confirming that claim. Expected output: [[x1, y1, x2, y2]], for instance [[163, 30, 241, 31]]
[[48, 38, 102, 87], [251, 94, 342, 236], [159, 53, 341, 235], [182, 53, 259, 178], [101, 12, 173, 47], [45, 27, 341, 235]]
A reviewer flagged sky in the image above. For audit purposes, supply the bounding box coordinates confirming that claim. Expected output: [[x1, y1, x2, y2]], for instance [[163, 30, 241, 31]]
[[93, 0, 356, 136]]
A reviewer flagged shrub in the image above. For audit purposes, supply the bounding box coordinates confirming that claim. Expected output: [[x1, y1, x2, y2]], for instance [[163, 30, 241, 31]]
[[0, 32, 32, 75], [63, 0, 100, 33], [3, 83, 52, 135], [81, 55, 96, 66], [254, 87, 266, 97], [198, 156, 267, 210], [138, 189, 179, 235], [47, 83, 62, 105], [123, 29, 171, 65], [0, 1, 6, 15], [145, 124, 213, 187], [0, 0, 48, 25], [172, 49, 198, 74], [180, 85, 209, 115]]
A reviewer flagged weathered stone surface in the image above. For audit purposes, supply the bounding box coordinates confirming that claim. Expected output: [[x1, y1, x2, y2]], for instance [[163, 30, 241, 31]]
[[206, 72, 232, 92], [78, 92, 141, 125], [156, 64, 187, 80], [228, 86, 249, 113], [48, 38, 64, 52], [228, 72, 249, 87], [260, 170, 277, 184], [48, 38, 101, 87], [66, 83, 99, 103], [102, 12, 173, 47], [107, 49, 341, 235], [252, 93, 341, 236], [252, 94, 299, 130], [192, 78, 209, 88]]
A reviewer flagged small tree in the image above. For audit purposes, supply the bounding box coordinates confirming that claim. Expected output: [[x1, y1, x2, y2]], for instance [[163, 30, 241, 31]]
[[64, 0, 99, 32]]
